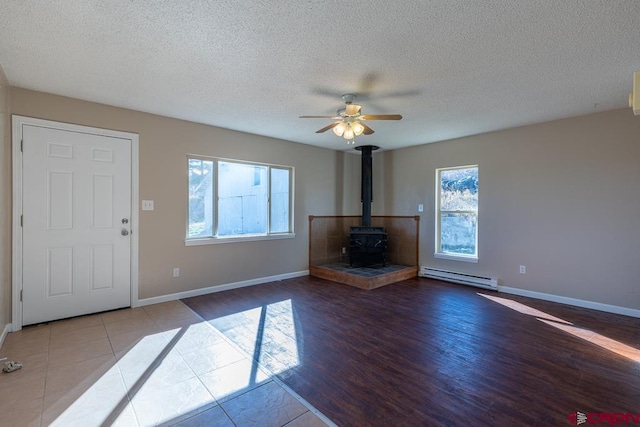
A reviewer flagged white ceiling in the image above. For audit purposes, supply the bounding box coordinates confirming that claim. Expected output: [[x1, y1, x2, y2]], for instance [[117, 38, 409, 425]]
[[1, 1, 639, 152]]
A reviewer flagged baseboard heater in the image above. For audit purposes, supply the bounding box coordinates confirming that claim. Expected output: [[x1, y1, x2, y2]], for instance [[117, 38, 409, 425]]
[[419, 266, 498, 290]]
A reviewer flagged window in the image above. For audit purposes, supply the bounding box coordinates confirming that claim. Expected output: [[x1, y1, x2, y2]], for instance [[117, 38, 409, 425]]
[[187, 156, 293, 244], [435, 165, 478, 262]]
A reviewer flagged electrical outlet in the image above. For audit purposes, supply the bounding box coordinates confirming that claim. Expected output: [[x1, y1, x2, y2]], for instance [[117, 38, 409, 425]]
[[519, 265, 526, 274], [173, 267, 180, 277], [341, 247, 346, 254], [142, 200, 154, 211]]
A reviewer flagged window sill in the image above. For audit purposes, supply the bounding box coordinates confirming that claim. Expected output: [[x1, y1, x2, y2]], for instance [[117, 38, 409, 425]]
[[185, 233, 296, 246], [434, 253, 478, 263]]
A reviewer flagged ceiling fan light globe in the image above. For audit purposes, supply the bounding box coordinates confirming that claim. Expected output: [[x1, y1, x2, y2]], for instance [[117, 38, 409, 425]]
[[332, 122, 346, 136], [343, 126, 355, 140], [352, 122, 365, 136]]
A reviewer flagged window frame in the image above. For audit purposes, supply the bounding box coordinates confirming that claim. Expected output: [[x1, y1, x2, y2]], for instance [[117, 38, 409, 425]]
[[186, 155, 295, 246], [434, 164, 479, 263]]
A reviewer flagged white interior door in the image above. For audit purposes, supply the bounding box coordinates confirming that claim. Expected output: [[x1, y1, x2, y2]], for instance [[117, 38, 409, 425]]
[[21, 124, 132, 325]]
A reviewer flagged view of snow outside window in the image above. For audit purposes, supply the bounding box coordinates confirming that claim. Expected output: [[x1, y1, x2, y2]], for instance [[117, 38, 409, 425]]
[[188, 158, 291, 239], [438, 166, 478, 256]]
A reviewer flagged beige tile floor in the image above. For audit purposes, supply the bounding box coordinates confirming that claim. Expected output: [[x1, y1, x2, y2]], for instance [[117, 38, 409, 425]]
[[0, 301, 335, 427]]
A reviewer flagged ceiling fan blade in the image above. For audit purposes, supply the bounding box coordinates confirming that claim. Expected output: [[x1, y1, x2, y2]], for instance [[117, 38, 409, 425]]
[[316, 122, 340, 133], [360, 114, 403, 120], [300, 115, 341, 119], [360, 122, 375, 135]]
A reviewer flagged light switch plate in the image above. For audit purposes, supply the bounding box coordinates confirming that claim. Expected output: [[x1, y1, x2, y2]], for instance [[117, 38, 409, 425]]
[[142, 200, 154, 211]]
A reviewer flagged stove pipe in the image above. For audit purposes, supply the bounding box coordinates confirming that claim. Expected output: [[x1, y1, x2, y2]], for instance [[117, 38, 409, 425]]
[[355, 145, 379, 227]]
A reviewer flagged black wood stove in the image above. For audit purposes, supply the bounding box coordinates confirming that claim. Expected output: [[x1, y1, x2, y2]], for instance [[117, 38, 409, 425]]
[[349, 225, 387, 267], [349, 145, 388, 267]]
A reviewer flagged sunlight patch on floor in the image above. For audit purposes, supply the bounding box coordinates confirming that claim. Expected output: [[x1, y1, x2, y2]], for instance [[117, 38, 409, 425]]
[[48, 364, 133, 426], [537, 318, 640, 363], [50, 322, 277, 425], [48, 300, 303, 425], [212, 299, 301, 376], [478, 293, 640, 364], [478, 293, 572, 324]]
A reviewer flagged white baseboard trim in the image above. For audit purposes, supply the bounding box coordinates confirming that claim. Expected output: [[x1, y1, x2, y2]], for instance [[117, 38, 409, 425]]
[[0, 323, 12, 349], [498, 286, 640, 319], [137, 270, 309, 307]]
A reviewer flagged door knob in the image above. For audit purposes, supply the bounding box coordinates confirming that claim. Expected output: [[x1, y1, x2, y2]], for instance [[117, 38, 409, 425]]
[[122, 218, 129, 224], [121, 229, 129, 236]]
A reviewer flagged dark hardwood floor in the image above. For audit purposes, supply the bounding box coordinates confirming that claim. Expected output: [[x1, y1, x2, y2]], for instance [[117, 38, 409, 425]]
[[183, 276, 640, 426]]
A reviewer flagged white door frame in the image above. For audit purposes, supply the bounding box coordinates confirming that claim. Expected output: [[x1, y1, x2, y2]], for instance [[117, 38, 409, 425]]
[[12, 115, 139, 331]]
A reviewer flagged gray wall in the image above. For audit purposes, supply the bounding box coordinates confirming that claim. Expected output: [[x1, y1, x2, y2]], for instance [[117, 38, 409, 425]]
[[10, 88, 349, 301], [3, 86, 639, 322], [378, 108, 640, 310]]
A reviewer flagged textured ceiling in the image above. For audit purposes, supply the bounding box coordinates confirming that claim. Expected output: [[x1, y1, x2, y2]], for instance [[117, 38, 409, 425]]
[[1, 1, 639, 152]]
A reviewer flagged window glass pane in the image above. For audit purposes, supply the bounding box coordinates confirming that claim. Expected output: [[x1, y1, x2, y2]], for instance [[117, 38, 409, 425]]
[[270, 168, 290, 233], [440, 212, 477, 255], [218, 162, 268, 236], [440, 167, 478, 212], [188, 159, 214, 237]]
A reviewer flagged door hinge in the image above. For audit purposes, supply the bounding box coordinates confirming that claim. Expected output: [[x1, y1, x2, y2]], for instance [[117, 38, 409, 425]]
[[20, 215, 23, 227], [20, 139, 23, 152], [20, 290, 23, 302]]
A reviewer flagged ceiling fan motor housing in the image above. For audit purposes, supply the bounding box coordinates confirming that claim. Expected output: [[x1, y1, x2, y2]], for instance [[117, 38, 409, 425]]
[[342, 94, 356, 104]]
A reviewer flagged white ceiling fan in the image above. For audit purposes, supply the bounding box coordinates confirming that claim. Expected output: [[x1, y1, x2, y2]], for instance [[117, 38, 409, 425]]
[[300, 94, 402, 144]]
